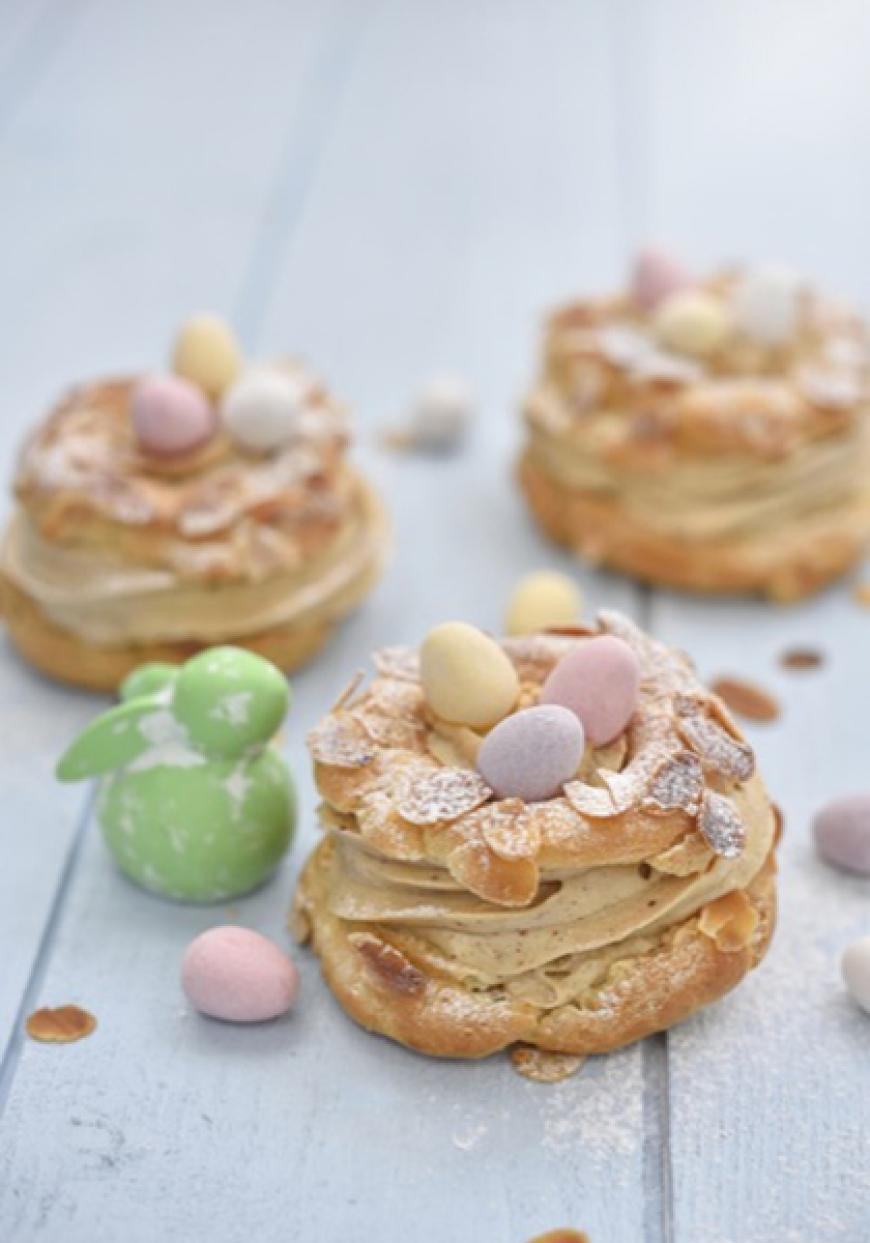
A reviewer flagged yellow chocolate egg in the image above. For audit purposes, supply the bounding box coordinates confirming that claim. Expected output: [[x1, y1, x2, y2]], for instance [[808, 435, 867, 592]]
[[172, 313, 242, 398], [505, 571, 582, 636], [654, 290, 732, 357], [420, 622, 519, 729]]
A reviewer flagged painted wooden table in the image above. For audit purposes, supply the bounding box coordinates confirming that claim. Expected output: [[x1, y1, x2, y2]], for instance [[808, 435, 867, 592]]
[[1, 3, 869, 1239]]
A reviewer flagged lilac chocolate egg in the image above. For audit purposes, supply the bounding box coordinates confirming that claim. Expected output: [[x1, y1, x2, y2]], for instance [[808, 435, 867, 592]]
[[181, 925, 299, 1023], [813, 793, 870, 875], [541, 636, 640, 746], [632, 248, 691, 312], [131, 374, 217, 457], [477, 705, 584, 803]]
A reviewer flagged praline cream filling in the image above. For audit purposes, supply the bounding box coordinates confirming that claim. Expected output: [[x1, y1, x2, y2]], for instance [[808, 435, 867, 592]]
[[320, 773, 774, 1007], [526, 419, 868, 542], [1, 481, 386, 644]]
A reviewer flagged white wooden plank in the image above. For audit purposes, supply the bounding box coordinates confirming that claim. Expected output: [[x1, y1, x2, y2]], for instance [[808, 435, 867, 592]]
[[650, 589, 870, 1242], [638, 3, 870, 1236], [0, 0, 354, 1039], [0, 3, 655, 1240]]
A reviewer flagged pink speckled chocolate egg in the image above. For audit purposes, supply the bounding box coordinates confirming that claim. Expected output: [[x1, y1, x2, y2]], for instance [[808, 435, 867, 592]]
[[632, 247, 692, 312], [540, 636, 640, 746], [181, 925, 299, 1022], [477, 705, 584, 803], [813, 793, 870, 875], [131, 375, 217, 457]]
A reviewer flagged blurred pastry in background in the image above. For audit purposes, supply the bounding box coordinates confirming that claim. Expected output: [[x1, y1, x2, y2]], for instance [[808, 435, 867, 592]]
[[0, 314, 388, 690], [519, 254, 870, 600]]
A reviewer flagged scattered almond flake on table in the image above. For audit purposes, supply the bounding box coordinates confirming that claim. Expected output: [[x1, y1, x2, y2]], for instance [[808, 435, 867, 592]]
[[525, 1231, 591, 1243], [26, 1005, 97, 1044], [710, 676, 780, 722], [779, 646, 824, 671], [511, 1045, 585, 1083]]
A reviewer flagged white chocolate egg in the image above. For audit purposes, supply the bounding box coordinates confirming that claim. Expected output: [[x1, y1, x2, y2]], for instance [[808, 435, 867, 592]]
[[408, 375, 472, 451], [131, 375, 217, 457], [732, 264, 802, 345], [420, 622, 519, 729], [842, 935, 870, 1014], [654, 290, 732, 357], [477, 704, 584, 802], [632, 248, 692, 312], [505, 571, 582, 636], [172, 313, 242, 398], [181, 925, 299, 1022], [221, 367, 308, 452], [541, 635, 641, 746]]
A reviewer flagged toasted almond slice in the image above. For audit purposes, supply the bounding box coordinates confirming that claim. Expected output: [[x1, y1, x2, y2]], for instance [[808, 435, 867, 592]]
[[698, 889, 758, 952], [397, 767, 492, 826], [348, 932, 426, 995], [447, 838, 540, 906], [710, 677, 780, 722], [26, 1005, 97, 1044], [510, 1045, 585, 1084], [308, 714, 377, 768], [699, 790, 746, 858], [472, 799, 541, 861]]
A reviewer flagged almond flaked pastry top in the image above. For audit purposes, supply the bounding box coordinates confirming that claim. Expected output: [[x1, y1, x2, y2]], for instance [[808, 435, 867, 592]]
[[308, 612, 768, 908], [304, 613, 775, 1003], [13, 370, 352, 582], [528, 272, 870, 463]]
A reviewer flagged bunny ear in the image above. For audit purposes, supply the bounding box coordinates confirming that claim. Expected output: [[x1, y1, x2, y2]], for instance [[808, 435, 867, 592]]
[[56, 696, 174, 781]]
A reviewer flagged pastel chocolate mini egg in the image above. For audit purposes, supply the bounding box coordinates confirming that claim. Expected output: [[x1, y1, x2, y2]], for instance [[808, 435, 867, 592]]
[[842, 935, 870, 1015], [182, 926, 299, 1022], [732, 264, 802, 345], [506, 570, 582, 636], [172, 312, 241, 398], [131, 375, 217, 457], [477, 704, 584, 802], [172, 646, 290, 757], [813, 793, 870, 875], [632, 247, 692, 312], [408, 375, 472, 452], [221, 367, 307, 452], [420, 622, 519, 729], [654, 290, 732, 357], [541, 635, 640, 746]]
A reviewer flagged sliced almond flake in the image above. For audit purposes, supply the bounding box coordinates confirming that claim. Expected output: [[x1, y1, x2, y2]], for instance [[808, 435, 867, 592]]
[[373, 646, 420, 681], [25, 1005, 97, 1044], [674, 696, 755, 782], [698, 790, 746, 858], [307, 714, 377, 768], [367, 677, 425, 718], [698, 889, 758, 951], [563, 778, 620, 818], [446, 836, 539, 906], [348, 932, 426, 995], [470, 799, 541, 861], [353, 709, 425, 751], [397, 766, 492, 826], [711, 676, 780, 723], [510, 1045, 585, 1084], [643, 750, 703, 815]]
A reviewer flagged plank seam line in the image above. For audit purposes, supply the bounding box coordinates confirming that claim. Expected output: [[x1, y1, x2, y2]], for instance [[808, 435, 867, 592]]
[[0, 0, 88, 139], [0, 786, 96, 1118], [233, 0, 375, 347]]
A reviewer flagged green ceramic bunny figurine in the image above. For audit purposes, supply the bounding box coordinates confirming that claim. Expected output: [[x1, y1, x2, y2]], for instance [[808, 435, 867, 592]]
[[56, 647, 297, 902]]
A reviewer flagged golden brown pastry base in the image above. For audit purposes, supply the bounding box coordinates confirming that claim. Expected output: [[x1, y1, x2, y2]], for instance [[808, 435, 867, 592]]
[[0, 575, 339, 690], [519, 450, 869, 602], [295, 838, 776, 1060]]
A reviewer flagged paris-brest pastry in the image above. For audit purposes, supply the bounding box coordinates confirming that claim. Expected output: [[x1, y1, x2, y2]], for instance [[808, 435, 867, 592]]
[[0, 314, 387, 689], [295, 612, 777, 1060], [519, 254, 870, 599]]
